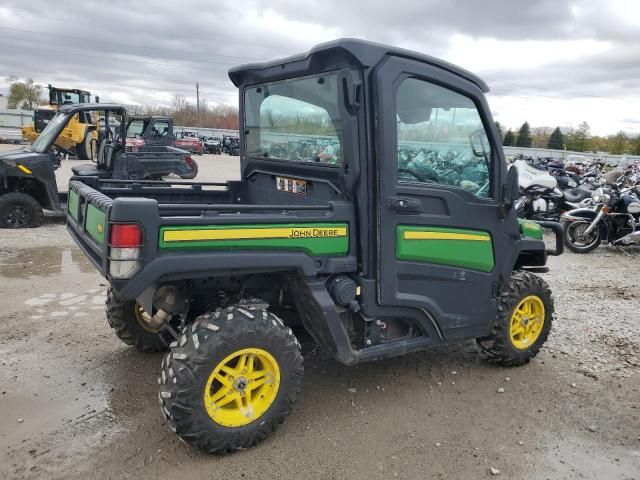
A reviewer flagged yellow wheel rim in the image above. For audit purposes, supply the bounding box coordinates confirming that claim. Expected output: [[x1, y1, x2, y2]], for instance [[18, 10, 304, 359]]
[[509, 295, 545, 350], [203, 348, 280, 428]]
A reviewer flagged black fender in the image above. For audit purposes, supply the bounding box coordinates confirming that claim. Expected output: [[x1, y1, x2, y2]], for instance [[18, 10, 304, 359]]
[[561, 208, 608, 241]]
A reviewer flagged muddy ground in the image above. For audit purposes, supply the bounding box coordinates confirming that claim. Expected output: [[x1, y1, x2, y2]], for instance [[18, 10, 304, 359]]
[[0, 147, 639, 479]]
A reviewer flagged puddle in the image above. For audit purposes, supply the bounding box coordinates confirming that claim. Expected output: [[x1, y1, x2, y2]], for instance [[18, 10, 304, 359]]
[[0, 246, 94, 279], [534, 432, 640, 479]]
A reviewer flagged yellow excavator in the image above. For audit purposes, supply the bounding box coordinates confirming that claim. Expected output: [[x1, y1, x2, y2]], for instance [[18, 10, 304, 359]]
[[21, 85, 99, 159]]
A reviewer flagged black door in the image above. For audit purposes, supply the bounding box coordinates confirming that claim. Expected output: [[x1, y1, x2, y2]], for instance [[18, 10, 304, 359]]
[[375, 56, 518, 340]]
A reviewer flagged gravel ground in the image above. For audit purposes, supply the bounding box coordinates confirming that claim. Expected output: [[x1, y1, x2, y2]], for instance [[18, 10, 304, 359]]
[[0, 143, 638, 479]]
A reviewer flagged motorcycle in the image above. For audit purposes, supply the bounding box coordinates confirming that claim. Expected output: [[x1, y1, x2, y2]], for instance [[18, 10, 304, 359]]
[[561, 185, 640, 253], [512, 158, 593, 221]]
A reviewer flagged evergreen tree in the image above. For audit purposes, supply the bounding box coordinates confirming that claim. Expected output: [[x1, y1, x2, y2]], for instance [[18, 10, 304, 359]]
[[547, 127, 564, 150], [495, 121, 504, 142], [503, 129, 515, 146], [516, 122, 532, 147], [574, 122, 591, 152]]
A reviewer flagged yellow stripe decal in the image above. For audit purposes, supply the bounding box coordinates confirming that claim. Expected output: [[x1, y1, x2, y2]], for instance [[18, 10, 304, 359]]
[[163, 226, 348, 242], [17, 164, 32, 174], [403, 231, 490, 242]]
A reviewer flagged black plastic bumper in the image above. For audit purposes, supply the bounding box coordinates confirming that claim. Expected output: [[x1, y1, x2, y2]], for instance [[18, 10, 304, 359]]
[[536, 221, 564, 256]]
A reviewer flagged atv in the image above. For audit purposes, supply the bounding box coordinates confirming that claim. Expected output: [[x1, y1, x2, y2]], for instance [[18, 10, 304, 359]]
[[66, 39, 563, 453]]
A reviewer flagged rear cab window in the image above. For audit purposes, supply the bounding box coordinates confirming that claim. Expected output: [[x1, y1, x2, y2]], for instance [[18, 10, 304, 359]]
[[244, 73, 342, 166]]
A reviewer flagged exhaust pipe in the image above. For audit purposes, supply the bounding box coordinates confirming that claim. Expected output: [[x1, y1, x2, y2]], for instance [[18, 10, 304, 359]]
[[613, 231, 640, 245], [138, 285, 182, 331]]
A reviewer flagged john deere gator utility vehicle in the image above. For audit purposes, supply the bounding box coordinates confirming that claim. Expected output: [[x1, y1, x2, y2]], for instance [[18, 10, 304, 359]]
[[66, 39, 563, 453], [21, 84, 98, 160]]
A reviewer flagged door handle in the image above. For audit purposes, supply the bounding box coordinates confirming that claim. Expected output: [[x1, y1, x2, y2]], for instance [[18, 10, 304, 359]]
[[388, 196, 423, 212]]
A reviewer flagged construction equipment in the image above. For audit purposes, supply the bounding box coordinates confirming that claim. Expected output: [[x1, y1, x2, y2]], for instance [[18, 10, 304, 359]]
[[21, 85, 99, 160]]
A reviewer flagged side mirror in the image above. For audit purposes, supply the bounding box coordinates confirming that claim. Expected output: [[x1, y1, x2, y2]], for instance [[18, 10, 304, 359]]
[[504, 166, 520, 208], [95, 96, 100, 103]]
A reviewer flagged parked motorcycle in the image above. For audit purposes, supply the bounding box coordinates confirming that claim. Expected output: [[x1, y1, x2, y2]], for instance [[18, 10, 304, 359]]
[[513, 158, 592, 221], [561, 185, 640, 253]]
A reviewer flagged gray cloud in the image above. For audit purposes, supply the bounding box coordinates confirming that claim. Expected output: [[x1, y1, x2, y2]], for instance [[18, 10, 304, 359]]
[[0, 0, 638, 134]]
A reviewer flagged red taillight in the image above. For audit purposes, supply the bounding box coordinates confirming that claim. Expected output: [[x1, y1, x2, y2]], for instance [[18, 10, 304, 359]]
[[185, 156, 194, 166], [110, 223, 142, 247]]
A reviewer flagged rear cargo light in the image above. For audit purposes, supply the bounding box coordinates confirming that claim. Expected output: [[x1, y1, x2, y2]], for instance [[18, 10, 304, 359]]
[[110, 224, 143, 247], [108, 223, 143, 278]]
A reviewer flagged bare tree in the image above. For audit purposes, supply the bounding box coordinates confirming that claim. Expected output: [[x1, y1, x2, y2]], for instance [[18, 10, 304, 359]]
[[6, 77, 44, 109]]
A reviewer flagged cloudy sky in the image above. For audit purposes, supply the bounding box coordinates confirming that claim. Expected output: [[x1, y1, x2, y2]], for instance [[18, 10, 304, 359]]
[[1, 0, 639, 135]]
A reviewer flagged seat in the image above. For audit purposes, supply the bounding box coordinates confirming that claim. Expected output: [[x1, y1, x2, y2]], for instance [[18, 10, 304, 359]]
[[563, 188, 592, 203], [71, 164, 112, 178]]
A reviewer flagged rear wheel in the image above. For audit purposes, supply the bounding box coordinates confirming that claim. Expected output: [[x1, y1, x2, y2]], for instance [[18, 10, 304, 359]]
[[564, 221, 601, 253], [105, 288, 168, 352], [180, 160, 198, 179], [477, 271, 553, 366], [159, 305, 303, 453], [0, 192, 43, 228]]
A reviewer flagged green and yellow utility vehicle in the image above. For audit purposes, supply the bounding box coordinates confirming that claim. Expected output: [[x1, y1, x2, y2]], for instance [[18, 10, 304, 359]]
[[21, 84, 98, 159], [66, 39, 563, 453]]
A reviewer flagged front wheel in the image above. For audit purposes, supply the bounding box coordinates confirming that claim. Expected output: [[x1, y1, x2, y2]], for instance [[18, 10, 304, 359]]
[[477, 271, 553, 366], [563, 221, 601, 253], [0, 192, 44, 228], [159, 305, 303, 453]]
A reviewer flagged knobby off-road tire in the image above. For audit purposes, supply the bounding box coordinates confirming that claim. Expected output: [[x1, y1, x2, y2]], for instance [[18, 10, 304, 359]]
[[0, 192, 44, 228], [105, 288, 168, 353], [159, 305, 304, 453], [180, 160, 198, 179], [477, 271, 553, 366]]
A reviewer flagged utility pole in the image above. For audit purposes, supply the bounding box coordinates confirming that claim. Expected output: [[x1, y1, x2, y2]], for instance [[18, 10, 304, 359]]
[[196, 82, 200, 131]]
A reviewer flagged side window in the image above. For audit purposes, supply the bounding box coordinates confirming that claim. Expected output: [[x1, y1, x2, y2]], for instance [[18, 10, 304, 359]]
[[396, 78, 491, 198]]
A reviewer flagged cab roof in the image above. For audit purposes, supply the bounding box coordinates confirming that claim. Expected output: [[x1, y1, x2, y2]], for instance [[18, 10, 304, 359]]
[[228, 38, 489, 93]]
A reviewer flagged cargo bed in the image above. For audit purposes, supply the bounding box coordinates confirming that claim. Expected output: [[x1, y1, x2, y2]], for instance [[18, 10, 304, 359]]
[[66, 176, 356, 299]]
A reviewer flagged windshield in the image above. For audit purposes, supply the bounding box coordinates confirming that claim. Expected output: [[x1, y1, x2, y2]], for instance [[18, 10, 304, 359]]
[[244, 72, 342, 166], [31, 111, 72, 153]]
